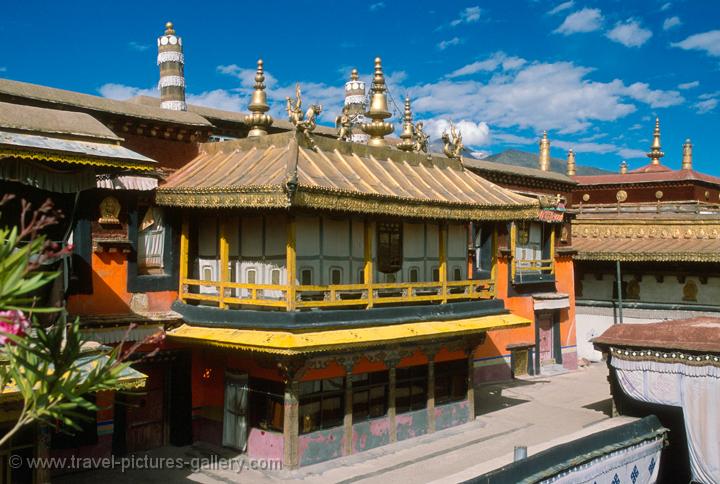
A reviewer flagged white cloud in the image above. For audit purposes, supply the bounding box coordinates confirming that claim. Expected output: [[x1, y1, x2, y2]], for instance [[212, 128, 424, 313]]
[[98, 83, 156, 99], [217, 64, 279, 88], [678, 81, 699, 90], [623, 82, 683, 108], [412, 60, 682, 135], [554, 8, 603, 35], [450, 6, 482, 26], [606, 19, 652, 47], [699, 91, 720, 100], [437, 37, 462, 50], [128, 41, 150, 52], [424, 118, 491, 146], [672, 30, 720, 57], [660, 2, 671, 11], [662, 16, 681, 31], [547, 1, 574, 16], [446, 52, 526, 78], [617, 148, 647, 159], [695, 98, 718, 114], [369, 2, 384, 12]]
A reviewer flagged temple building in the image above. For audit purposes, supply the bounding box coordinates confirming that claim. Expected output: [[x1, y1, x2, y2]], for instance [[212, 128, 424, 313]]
[[0, 21, 579, 475], [569, 119, 720, 362], [463, 132, 578, 380]]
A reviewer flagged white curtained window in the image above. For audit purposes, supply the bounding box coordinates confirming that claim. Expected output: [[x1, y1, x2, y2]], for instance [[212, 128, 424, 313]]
[[138, 207, 165, 275]]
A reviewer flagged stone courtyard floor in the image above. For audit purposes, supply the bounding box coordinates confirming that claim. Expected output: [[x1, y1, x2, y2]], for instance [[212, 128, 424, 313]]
[[55, 362, 612, 483]]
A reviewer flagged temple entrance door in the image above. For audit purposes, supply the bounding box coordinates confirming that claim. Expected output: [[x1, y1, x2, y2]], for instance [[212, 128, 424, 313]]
[[124, 364, 166, 452], [222, 372, 248, 451], [538, 313, 555, 365]]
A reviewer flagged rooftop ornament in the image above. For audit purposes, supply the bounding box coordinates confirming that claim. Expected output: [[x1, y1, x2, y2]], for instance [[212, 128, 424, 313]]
[[682, 138, 693, 170], [646, 117, 665, 165], [538, 131, 550, 171], [566, 149, 576, 176], [361, 57, 394, 147], [286, 84, 322, 150], [335, 104, 353, 142], [414, 121, 429, 154], [397, 96, 416, 152], [442, 122, 464, 160], [245, 59, 273, 137], [620, 160, 628, 174]]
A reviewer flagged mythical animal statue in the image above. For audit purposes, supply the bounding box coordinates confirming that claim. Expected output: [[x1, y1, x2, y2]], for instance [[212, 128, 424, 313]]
[[285, 84, 322, 150], [335, 105, 353, 142], [442, 122, 464, 160], [413, 121, 429, 153], [285, 83, 303, 125]]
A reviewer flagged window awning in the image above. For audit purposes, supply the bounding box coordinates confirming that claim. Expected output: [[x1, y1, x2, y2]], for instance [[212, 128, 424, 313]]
[[167, 313, 531, 356]]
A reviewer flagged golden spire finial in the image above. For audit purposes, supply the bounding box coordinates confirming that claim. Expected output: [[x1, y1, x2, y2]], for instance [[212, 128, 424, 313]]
[[351, 68, 359, 81], [539, 130, 550, 171], [566, 149, 576, 176], [620, 160, 628, 174], [397, 96, 415, 152], [361, 57, 394, 147], [245, 58, 273, 137], [164, 21, 175, 35], [682, 138, 693, 170], [646, 116, 664, 165]]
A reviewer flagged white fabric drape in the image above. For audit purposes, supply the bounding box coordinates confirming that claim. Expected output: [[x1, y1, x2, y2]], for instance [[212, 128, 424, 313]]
[[613, 356, 720, 483], [138, 208, 165, 269]]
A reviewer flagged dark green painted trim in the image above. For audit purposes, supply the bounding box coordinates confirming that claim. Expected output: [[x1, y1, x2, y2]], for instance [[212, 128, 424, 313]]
[[173, 298, 507, 331], [463, 415, 667, 484]]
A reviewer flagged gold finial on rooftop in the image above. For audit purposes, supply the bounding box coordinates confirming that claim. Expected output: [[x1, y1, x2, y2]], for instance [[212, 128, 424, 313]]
[[397, 96, 416, 152], [351, 68, 359, 81], [361, 57, 394, 147], [245, 59, 274, 137], [682, 138, 693, 170], [539, 131, 550, 171], [566, 149, 576, 176], [646, 117, 664, 165], [165, 22, 175, 35], [620, 160, 628, 174]]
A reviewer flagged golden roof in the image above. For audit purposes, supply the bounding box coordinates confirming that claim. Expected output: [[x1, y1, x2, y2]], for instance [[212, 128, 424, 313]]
[[156, 132, 539, 220]]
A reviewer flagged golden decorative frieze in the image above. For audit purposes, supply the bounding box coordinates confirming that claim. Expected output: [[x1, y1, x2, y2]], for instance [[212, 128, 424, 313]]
[[572, 222, 720, 240]]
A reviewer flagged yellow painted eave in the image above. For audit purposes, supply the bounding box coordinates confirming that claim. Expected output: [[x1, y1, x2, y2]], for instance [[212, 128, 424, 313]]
[[167, 313, 531, 355]]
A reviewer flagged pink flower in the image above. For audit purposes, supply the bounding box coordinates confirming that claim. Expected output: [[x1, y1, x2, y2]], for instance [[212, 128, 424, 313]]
[[0, 310, 30, 345]]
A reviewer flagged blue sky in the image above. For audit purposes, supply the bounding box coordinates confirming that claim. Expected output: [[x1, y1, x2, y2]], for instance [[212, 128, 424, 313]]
[[1, 0, 719, 173]]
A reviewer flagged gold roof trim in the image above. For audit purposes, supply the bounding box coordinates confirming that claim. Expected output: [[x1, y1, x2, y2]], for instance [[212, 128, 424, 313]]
[[167, 314, 531, 356], [0, 148, 155, 171]]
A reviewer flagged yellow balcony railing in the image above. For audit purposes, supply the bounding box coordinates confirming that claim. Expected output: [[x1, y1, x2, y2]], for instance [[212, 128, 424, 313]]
[[515, 258, 554, 273], [180, 278, 493, 311]]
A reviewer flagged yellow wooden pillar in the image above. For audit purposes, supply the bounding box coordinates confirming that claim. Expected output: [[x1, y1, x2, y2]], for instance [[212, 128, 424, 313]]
[[219, 219, 229, 309], [179, 215, 189, 302], [439, 223, 448, 303], [286, 216, 297, 311], [510, 222, 517, 281], [549, 225, 556, 274], [363, 220, 374, 308], [491, 224, 499, 297]]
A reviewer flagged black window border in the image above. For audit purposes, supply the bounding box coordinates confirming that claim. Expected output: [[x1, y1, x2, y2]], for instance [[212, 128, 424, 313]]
[[298, 377, 345, 434], [434, 359, 468, 405]]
